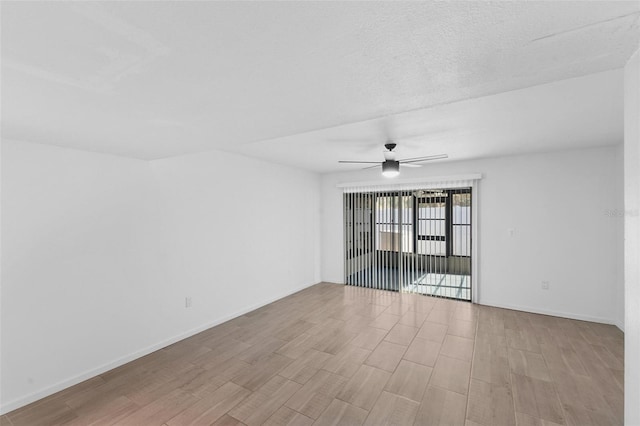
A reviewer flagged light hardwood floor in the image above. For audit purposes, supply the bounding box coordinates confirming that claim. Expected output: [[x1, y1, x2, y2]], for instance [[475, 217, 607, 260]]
[[1, 283, 624, 426]]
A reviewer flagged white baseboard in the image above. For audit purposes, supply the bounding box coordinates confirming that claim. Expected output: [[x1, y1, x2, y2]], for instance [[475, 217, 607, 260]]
[[479, 299, 620, 327], [0, 280, 319, 415]]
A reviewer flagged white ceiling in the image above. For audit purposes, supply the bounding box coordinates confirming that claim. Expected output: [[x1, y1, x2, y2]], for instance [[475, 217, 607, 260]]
[[233, 69, 625, 173], [1, 1, 638, 168]]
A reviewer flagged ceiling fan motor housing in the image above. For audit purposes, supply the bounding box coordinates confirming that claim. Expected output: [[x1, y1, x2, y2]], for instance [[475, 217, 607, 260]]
[[382, 160, 399, 173]]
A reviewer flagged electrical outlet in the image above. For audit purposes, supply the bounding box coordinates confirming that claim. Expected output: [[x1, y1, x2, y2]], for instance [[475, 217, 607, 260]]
[[185, 297, 192, 308], [541, 281, 550, 290]]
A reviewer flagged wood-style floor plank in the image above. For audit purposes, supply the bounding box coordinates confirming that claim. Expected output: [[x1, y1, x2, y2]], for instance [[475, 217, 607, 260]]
[[414, 386, 467, 426], [383, 360, 432, 402], [440, 334, 474, 362], [228, 376, 301, 426], [279, 349, 333, 385], [117, 389, 198, 426], [166, 382, 250, 426], [312, 399, 368, 426], [447, 318, 477, 340], [364, 341, 407, 372], [263, 406, 313, 426], [466, 379, 515, 426], [351, 327, 388, 351], [285, 370, 348, 419], [3, 283, 623, 426], [383, 324, 419, 346], [511, 373, 564, 425], [507, 348, 551, 381], [211, 414, 246, 426], [430, 355, 471, 395], [515, 412, 564, 426], [416, 321, 448, 343], [403, 337, 441, 367], [336, 365, 391, 411], [363, 391, 419, 426], [321, 344, 371, 378]]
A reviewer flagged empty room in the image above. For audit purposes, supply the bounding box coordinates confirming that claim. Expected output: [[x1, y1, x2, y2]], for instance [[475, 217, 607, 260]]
[[1, 1, 639, 425]]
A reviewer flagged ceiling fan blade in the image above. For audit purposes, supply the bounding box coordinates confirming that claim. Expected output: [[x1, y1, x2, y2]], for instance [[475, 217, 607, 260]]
[[399, 154, 448, 163], [327, 138, 376, 143], [401, 163, 422, 168], [338, 160, 381, 164], [362, 164, 381, 170]]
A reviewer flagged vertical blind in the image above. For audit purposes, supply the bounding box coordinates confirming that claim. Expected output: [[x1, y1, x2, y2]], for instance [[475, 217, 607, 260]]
[[343, 183, 475, 301]]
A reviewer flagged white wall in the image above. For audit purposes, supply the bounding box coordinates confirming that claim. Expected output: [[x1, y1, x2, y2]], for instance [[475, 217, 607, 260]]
[[321, 146, 623, 325], [624, 50, 640, 426], [149, 149, 321, 336], [1, 140, 160, 412], [0, 140, 321, 413], [615, 143, 625, 331]]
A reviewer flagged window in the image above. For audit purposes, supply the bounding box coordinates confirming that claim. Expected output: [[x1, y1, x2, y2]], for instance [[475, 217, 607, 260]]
[[417, 192, 447, 256], [372, 189, 471, 257], [349, 188, 471, 258], [452, 193, 471, 256], [375, 195, 413, 253]]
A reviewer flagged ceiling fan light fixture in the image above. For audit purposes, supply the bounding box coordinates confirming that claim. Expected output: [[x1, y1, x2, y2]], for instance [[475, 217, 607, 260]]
[[382, 160, 400, 178]]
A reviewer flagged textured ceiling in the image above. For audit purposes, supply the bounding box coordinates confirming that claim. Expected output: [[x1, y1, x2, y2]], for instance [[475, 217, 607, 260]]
[[231, 69, 624, 173], [1, 1, 639, 163]]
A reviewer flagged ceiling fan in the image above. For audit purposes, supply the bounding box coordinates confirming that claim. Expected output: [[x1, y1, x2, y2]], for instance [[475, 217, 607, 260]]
[[339, 143, 448, 178]]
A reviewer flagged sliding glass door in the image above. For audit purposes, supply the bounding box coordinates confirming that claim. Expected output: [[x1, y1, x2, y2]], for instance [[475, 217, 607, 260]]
[[344, 188, 472, 301]]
